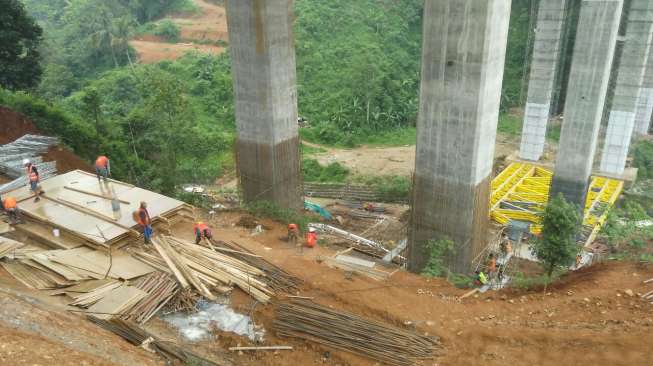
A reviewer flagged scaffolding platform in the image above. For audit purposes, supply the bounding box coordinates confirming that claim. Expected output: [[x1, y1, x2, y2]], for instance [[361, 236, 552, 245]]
[[490, 162, 624, 247]]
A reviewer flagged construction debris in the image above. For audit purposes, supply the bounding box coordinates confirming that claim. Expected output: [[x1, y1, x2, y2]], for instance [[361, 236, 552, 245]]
[[309, 223, 389, 253], [323, 254, 392, 281], [274, 300, 440, 366], [88, 317, 226, 366]]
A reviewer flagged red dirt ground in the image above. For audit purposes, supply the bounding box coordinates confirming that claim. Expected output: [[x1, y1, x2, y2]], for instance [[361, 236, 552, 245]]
[[158, 212, 653, 366], [0, 210, 651, 365], [0, 106, 92, 173]]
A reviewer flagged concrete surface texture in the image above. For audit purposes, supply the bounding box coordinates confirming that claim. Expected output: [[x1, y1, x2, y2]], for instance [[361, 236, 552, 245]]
[[519, 0, 567, 161], [408, 0, 511, 273], [226, 0, 302, 210], [600, 0, 653, 175], [634, 39, 653, 134], [550, 0, 623, 209]]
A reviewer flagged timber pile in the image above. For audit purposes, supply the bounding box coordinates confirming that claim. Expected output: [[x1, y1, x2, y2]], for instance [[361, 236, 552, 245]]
[[88, 317, 226, 366], [275, 300, 440, 366], [134, 236, 274, 303]]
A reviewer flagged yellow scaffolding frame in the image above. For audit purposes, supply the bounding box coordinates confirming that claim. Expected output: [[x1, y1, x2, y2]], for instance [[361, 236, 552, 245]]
[[489, 162, 623, 245]]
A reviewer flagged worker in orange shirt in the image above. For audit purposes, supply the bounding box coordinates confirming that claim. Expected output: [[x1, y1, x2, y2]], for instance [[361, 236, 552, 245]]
[[306, 227, 318, 248], [288, 223, 299, 247], [23, 159, 42, 202], [134, 201, 153, 244], [95, 155, 111, 182], [194, 221, 213, 244], [2, 196, 19, 224]]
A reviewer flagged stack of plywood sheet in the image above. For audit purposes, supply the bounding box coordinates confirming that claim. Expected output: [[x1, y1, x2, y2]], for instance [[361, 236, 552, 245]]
[[2, 170, 193, 250], [0, 237, 24, 259]]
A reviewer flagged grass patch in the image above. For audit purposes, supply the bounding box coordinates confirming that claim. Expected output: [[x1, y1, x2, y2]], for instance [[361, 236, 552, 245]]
[[512, 270, 563, 290], [547, 122, 561, 142], [633, 140, 653, 180], [299, 125, 416, 148], [302, 159, 349, 183], [353, 175, 411, 202], [359, 127, 416, 147], [497, 114, 521, 136], [154, 19, 181, 42], [301, 143, 327, 156], [170, 0, 200, 14]]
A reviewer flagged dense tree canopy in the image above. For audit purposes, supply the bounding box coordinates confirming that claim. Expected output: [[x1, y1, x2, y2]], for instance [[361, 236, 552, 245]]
[[0, 0, 43, 90]]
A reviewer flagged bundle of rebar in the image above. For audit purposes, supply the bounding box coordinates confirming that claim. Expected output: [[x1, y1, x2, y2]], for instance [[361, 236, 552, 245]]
[[212, 239, 303, 293], [274, 300, 440, 366], [88, 316, 224, 366]]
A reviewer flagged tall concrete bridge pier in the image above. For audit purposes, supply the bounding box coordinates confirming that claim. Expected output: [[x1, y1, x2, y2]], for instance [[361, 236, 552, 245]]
[[599, 0, 653, 176], [408, 0, 511, 273], [519, 0, 568, 162], [226, 0, 302, 210], [550, 0, 623, 209], [634, 42, 653, 135]]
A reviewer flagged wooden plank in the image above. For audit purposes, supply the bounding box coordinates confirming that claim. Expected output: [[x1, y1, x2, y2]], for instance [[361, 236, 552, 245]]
[[87, 285, 148, 320], [153, 239, 190, 288], [64, 186, 130, 204], [229, 346, 293, 351]]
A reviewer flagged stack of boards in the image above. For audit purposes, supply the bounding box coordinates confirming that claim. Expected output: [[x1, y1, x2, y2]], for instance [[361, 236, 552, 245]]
[[3, 170, 193, 250]]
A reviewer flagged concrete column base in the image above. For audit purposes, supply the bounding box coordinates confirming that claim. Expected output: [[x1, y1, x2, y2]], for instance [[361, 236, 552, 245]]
[[408, 175, 491, 274]]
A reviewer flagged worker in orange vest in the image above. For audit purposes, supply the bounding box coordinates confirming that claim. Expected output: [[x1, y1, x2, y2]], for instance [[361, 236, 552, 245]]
[[306, 227, 318, 248], [23, 159, 42, 202], [95, 155, 111, 182], [134, 201, 153, 244], [288, 223, 299, 247], [2, 196, 19, 224], [194, 221, 212, 244]]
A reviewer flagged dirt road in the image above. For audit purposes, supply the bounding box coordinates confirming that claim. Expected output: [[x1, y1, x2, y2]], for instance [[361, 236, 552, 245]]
[[305, 134, 521, 177]]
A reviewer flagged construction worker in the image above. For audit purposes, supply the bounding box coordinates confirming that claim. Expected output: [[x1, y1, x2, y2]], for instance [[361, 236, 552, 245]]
[[135, 201, 153, 244], [2, 196, 19, 224], [23, 159, 42, 202], [194, 221, 212, 244], [306, 227, 318, 248], [487, 253, 497, 277], [95, 155, 111, 182], [288, 223, 299, 246]]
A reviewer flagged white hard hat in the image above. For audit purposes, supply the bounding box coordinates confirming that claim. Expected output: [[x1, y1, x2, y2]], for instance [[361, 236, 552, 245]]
[[22, 158, 30, 166], [309, 227, 316, 233]]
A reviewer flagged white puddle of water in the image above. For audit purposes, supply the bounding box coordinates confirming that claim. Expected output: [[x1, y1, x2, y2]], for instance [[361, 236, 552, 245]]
[[164, 301, 265, 342]]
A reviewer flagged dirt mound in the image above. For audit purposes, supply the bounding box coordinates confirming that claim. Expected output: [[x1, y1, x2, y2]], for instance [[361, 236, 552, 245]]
[[0, 106, 92, 174], [0, 106, 40, 144]]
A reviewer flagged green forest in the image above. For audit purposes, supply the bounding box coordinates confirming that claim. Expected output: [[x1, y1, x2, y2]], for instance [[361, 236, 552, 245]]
[[2, 0, 625, 198]]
